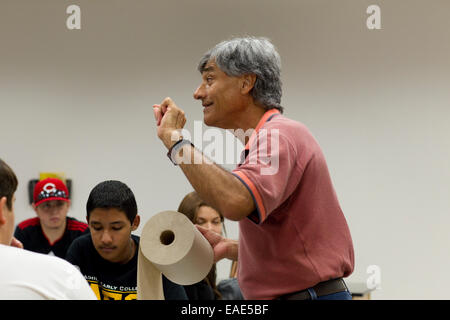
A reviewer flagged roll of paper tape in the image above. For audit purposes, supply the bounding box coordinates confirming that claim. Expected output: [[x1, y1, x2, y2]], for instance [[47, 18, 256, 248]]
[[137, 210, 214, 300]]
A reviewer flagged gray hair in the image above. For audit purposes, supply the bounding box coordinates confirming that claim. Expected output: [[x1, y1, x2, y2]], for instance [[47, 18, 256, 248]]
[[198, 37, 283, 113]]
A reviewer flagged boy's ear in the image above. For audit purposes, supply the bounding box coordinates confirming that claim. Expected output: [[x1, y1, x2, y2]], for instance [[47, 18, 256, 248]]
[[0, 197, 8, 226], [131, 215, 140, 231]]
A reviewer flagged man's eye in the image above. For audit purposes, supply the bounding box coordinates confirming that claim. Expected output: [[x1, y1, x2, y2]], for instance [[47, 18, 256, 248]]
[[112, 227, 123, 231], [93, 226, 102, 231]]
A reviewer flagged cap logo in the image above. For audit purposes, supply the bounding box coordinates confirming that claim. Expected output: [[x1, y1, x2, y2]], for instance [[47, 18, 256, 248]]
[[43, 183, 57, 194]]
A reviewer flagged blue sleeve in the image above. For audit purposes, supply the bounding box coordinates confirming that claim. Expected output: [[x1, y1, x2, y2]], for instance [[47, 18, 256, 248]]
[[162, 275, 188, 300]]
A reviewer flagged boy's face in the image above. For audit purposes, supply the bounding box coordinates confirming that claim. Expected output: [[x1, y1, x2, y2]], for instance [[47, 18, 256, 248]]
[[34, 200, 70, 230], [88, 208, 140, 264]]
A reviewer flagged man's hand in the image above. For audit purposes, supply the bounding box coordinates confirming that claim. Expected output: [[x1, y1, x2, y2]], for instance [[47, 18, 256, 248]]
[[196, 225, 238, 262], [153, 97, 187, 149], [10, 237, 23, 249]]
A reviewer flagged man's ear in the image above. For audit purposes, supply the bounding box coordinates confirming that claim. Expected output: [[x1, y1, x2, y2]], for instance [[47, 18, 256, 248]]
[[0, 197, 8, 226], [240, 74, 257, 95], [131, 215, 140, 231]]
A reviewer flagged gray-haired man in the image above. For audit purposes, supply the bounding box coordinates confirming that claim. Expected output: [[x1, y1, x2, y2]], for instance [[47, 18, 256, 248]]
[[152, 37, 354, 300]]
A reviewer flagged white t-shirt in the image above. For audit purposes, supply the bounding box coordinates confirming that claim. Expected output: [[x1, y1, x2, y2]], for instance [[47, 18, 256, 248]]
[[0, 244, 97, 300]]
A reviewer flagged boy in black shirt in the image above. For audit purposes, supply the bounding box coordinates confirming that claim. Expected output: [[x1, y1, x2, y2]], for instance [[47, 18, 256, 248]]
[[66, 180, 187, 300]]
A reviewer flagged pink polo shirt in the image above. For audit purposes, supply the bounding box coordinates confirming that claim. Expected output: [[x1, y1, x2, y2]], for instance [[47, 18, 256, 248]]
[[232, 109, 354, 300]]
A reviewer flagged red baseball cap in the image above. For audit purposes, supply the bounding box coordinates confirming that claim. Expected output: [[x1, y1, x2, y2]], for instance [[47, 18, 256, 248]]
[[33, 178, 70, 207]]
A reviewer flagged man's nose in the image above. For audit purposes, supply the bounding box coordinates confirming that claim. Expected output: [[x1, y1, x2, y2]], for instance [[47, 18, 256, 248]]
[[193, 84, 205, 100]]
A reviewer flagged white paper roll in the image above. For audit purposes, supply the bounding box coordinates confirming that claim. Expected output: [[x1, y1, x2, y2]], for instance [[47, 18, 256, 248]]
[[137, 210, 214, 300]]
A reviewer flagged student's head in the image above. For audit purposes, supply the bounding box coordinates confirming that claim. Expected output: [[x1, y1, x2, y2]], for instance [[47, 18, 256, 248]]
[[178, 191, 224, 236], [86, 180, 140, 263], [0, 159, 18, 245], [32, 178, 71, 230], [194, 37, 283, 128]]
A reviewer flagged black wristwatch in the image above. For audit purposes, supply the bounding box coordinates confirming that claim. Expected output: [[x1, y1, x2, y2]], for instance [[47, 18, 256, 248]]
[[167, 139, 194, 165]]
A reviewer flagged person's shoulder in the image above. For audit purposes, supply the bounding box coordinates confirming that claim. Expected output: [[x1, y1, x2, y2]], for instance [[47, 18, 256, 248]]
[[70, 233, 92, 247], [66, 233, 93, 266], [35, 249, 80, 271], [66, 217, 89, 232], [16, 217, 40, 230], [67, 217, 89, 237], [0, 245, 37, 269], [265, 114, 318, 147], [265, 114, 308, 132], [66, 233, 92, 257], [0, 245, 95, 300], [0, 243, 24, 256], [1, 243, 73, 270], [21, 248, 89, 288]]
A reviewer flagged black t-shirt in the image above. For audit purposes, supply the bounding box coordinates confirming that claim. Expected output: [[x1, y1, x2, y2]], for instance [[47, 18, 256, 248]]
[[183, 280, 216, 300], [66, 234, 187, 300], [14, 217, 89, 259]]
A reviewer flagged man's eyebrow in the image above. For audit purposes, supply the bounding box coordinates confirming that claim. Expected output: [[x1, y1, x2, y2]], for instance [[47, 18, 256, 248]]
[[202, 66, 215, 73]]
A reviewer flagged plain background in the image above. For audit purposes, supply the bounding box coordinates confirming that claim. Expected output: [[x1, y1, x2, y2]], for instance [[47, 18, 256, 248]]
[[1, 0, 449, 299]]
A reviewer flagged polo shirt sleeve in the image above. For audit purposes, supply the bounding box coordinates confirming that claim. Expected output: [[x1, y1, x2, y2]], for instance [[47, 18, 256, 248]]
[[232, 129, 300, 224]]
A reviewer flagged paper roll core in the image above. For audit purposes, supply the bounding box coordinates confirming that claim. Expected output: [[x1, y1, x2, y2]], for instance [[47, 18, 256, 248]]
[[160, 230, 175, 245]]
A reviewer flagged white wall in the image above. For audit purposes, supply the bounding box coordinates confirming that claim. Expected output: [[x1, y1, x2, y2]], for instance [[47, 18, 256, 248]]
[[1, 0, 449, 299]]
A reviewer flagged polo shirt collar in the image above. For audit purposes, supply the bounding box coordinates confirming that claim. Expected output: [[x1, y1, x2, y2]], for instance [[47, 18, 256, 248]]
[[244, 109, 281, 151]]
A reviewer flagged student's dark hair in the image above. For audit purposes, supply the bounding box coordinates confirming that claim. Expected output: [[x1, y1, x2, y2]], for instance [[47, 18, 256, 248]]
[[0, 158, 18, 211], [86, 180, 137, 224]]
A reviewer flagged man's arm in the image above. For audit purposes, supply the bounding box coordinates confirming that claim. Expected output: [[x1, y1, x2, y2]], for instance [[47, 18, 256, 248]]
[[178, 145, 254, 221], [153, 97, 255, 221]]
